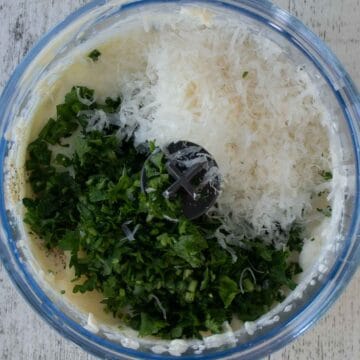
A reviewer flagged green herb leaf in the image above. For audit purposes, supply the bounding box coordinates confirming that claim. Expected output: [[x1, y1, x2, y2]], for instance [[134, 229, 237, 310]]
[[287, 223, 304, 252], [218, 275, 239, 308], [58, 230, 80, 253], [139, 313, 168, 337], [317, 206, 332, 217], [319, 170, 332, 181], [173, 234, 208, 268], [88, 49, 102, 62]]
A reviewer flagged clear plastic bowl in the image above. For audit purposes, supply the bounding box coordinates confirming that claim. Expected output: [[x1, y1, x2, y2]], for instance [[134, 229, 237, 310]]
[[0, 1, 360, 359]]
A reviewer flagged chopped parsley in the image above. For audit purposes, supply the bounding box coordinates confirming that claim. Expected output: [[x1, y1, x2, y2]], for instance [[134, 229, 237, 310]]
[[242, 71, 249, 78], [88, 49, 101, 62], [317, 206, 332, 217], [23, 86, 305, 339], [319, 170, 332, 181]]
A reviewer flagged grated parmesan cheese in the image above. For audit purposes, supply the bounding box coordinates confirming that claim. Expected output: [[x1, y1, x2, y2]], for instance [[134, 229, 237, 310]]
[[84, 313, 99, 334], [107, 18, 333, 240]]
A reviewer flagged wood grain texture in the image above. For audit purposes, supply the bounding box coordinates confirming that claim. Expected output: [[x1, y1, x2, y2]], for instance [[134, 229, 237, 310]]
[[0, 1, 359, 359]]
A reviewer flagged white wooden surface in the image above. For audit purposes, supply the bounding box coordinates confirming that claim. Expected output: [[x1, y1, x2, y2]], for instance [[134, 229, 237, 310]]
[[0, 1, 359, 359]]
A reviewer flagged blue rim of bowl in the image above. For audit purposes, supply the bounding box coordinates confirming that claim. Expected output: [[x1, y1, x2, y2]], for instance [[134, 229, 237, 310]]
[[0, 0, 359, 359]]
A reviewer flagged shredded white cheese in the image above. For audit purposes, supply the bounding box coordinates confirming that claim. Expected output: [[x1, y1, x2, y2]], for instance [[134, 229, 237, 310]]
[[84, 313, 99, 334], [105, 18, 333, 241]]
